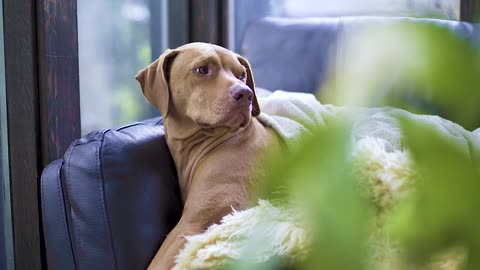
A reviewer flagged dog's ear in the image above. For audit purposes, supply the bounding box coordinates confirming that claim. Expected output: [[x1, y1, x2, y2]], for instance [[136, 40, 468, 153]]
[[136, 49, 178, 118], [236, 54, 261, 117]]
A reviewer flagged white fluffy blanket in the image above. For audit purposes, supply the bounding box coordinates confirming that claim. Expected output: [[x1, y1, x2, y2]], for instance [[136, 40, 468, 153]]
[[173, 90, 480, 270]]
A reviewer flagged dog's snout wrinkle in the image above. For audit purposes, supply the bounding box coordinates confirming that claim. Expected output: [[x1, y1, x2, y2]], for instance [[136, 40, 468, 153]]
[[229, 86, 253, 104]]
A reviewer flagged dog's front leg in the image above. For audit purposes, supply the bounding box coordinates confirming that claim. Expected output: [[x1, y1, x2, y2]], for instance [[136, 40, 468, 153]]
[[147, 219, 201, 270]]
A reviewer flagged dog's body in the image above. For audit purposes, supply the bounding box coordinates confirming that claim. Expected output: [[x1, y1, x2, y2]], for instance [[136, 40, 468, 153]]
[[136, 43, 281, 269]]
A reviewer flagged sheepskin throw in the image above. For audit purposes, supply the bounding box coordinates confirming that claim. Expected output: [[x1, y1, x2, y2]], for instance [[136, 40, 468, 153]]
[[173, 90, 480, 270], [173, 200, 309, 270]]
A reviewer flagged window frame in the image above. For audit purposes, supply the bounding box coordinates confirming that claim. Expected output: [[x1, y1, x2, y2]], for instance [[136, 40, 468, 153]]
[[165, 0, 231, 49], [3, 0, 43, 269], [3, 0, 79, 269], [461, 0, 480, 21]]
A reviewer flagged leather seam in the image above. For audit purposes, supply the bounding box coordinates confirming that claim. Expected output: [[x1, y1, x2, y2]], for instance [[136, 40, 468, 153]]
[[42, 163, 73, 269], [55, 161, 77, 269], [64, 144, 80, 269], [115, 122, 143, 131], [154, 117, 163, 125], [98, 131, 120, 269], [40, 166, 49, 264]]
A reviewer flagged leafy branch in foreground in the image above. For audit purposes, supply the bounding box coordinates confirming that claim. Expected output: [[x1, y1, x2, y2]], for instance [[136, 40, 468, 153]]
[[229, 21, 480, 270]]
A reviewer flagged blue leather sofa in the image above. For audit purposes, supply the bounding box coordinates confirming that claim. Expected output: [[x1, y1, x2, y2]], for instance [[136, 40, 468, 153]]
[[41, 17, 479, 270]]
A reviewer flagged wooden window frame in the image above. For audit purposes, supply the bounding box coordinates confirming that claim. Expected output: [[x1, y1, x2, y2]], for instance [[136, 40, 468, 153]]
[[161, 0, 232, 50], [3, 0, 79, 269], [461, 0, 480, 21], [3, 1, 43, 269]]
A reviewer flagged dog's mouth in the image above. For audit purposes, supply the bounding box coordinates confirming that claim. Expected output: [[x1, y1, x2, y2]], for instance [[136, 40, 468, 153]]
[[195, 115, 248, 129], [196, 121, 215, 128], [195, 105, 251, 130]]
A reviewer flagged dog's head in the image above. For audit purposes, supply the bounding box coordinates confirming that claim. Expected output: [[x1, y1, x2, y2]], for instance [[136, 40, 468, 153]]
[[136, 42, 260, 130]]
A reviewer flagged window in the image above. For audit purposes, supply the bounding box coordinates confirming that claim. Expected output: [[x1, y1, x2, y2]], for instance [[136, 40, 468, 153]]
[[78, 0, 167, 135], [78, 0, 461, 135], [270, 0, 460, 18], [232, 0, 460, 52]]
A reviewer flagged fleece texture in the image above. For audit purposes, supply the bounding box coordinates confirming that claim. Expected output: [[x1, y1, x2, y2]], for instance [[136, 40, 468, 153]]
[[173, 200, 309, 270], [173, 90, 480, 270]]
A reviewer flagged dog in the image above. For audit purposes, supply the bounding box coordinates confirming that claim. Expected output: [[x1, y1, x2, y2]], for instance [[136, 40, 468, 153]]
[[136, 42, 282, 269]]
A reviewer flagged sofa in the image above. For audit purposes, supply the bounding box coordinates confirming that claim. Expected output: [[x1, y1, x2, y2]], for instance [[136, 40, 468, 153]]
[[41, 17, 479, 270]]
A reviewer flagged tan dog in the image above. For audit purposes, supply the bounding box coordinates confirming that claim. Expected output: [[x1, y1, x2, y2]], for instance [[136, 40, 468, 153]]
[[136, 42, 281, 269]]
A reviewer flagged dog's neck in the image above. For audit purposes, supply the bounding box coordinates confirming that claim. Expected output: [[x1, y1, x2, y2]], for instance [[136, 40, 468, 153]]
[[163, 113, 257, 199]]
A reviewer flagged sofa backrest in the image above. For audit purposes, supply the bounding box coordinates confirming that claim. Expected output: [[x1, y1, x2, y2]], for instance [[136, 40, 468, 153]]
[[241, 16, 479, 94]]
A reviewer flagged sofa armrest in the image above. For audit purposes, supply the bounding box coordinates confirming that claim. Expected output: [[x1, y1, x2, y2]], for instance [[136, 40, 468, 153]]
[[41, 117, 183, 270]]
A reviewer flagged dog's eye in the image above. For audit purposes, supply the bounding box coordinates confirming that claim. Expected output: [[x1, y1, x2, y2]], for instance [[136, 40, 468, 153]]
[[238, 71, 247, 81], [194, 66, 209, 75]]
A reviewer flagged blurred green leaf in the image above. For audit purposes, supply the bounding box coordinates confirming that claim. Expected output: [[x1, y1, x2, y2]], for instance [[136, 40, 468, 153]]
[[323, 22, 480, 130], [387, 115, 480, 269], [232, 18, 480, 270], [256, 120, 373, 270]]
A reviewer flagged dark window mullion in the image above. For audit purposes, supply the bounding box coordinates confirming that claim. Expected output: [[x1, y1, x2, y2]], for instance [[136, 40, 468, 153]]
[[168, 0, 190, 49], [3, 0, 43, 269], [36, 0, 81, 167], [164, 0, 229, 50], [189, 0, 223, 46], [461, 0, 479, 21], [220, 0, 234, 50], [150, 0, 169, 59]]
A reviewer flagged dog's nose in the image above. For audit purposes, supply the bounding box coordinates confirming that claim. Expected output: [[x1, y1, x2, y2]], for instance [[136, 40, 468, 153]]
[[229, 86, 253, 103]]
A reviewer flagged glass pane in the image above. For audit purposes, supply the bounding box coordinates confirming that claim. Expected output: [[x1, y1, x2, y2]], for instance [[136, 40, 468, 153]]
[[270, 0, 460, 18], [78, 0, 166, 135], [233, 0, 460, 52], [0, 0, 14, 268]]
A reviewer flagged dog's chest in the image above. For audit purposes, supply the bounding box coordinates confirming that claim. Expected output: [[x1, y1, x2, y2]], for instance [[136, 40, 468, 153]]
[[171, 121, 282, 200]]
